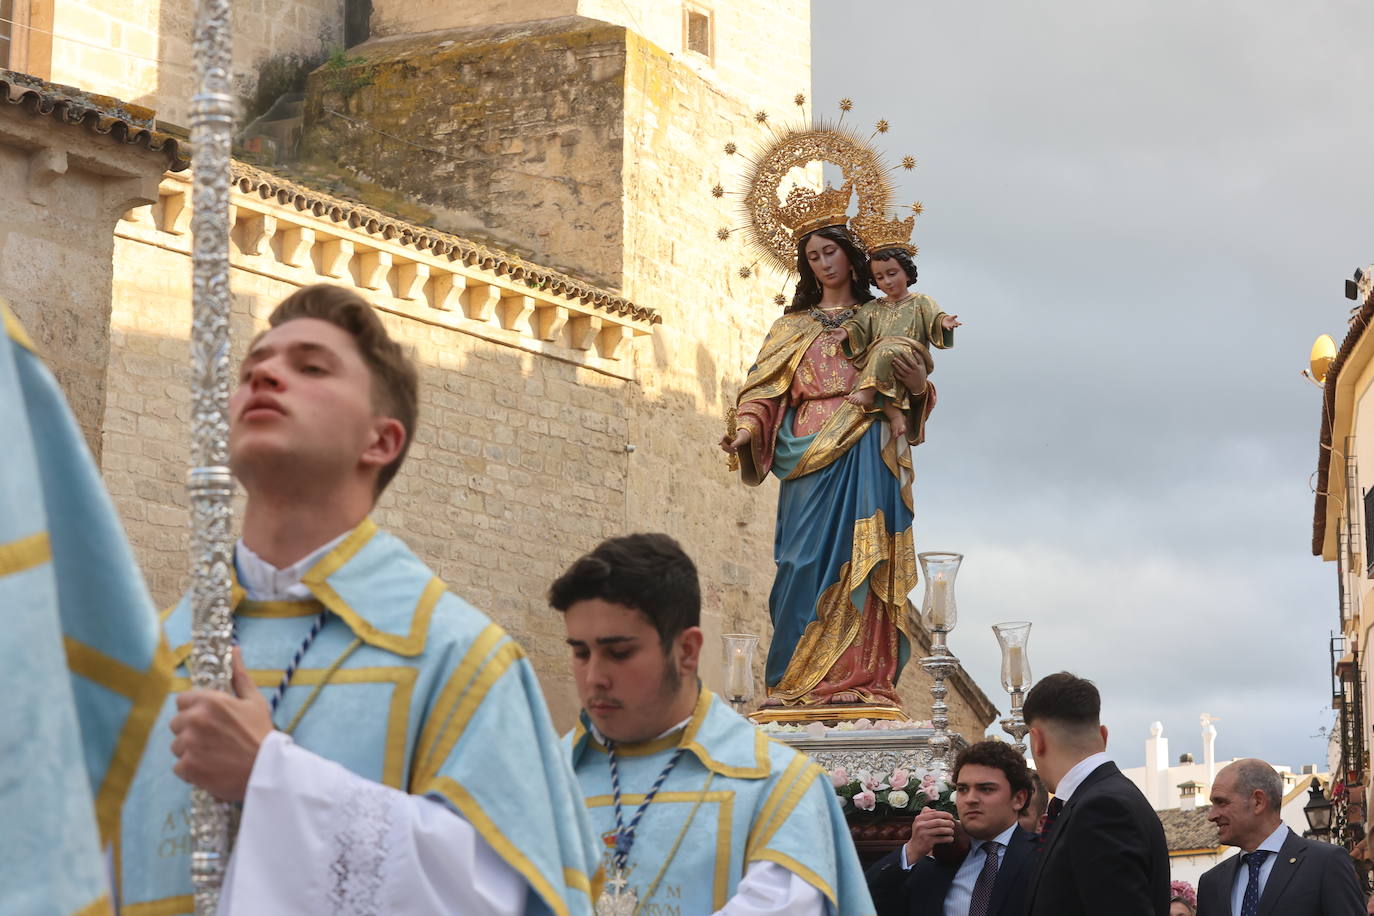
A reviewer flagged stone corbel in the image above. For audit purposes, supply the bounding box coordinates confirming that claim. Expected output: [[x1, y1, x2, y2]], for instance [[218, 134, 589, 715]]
[[358, 250, 392, 293], [534, 303, 569, 342], [318, 238, 354, 278], [429, 271, 465, 311], [27, 147, 66, 206], [279, 226, 315, 268], [596, 323, 627, 360], [497, 292, 535, 332], [104, 173, 162, 217], [567, 314, 603, 351], [395, 261, 429, 301], [238, 213, 277, 256], [158, 188, 193, 235], [462, 283, 501, 323]]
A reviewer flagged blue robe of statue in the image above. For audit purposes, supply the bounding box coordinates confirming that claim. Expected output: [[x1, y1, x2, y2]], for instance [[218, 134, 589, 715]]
[[565, 689, 875, 915], [119, 519, 601, 915], [0, 302, 170, 916]]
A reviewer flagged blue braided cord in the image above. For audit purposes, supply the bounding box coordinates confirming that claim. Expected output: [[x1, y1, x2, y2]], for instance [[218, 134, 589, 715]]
[[606, 743, 686, 869], [269, 609, 329, 714]]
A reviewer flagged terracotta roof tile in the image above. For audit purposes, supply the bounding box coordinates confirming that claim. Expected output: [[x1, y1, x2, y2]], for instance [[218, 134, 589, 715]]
[[0, 70, 188, 170], [1158, 805, 1222, 852]]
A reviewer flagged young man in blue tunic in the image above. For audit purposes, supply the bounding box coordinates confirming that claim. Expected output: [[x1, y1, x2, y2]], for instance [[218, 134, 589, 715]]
[[118, 284, 600, 915], [552, 533, 875, 915]]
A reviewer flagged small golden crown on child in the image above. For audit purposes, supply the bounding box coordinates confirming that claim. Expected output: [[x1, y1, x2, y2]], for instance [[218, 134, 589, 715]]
[[852, 208, 917, 256], [779, 181, 853, 241]]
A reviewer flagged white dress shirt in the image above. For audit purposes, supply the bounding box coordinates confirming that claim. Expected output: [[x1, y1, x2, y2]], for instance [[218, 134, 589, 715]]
[[1229, 824, 1289, 916], [234, 533, 349, 600], [1051, 751, 1112, 801], [943, 822, 1018, 916]]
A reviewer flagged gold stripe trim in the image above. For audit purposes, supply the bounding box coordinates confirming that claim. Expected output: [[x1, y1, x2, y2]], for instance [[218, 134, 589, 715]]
[[64, 637, 145, 700], [424, 775, 573, 916], [0, 531, 51, 578], [302, 518, 436, 657], [236, 599, 324, 618], [68, 894, 113, 916], [95, 635, 174, 845], [2, 300, 38, 354], [414, 640, 524, 787], [170, 666, 418, 788], [120, 894, 192, 916], [412, 622, 506, 786], [564, 867, 591, 894], [746, 756, 820, 859], [749, 849, 837, 907]]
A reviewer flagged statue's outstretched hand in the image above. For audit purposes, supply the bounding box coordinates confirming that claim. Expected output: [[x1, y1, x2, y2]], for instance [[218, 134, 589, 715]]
[[941, 314, 962, 330], [720, 427, 751, 454]]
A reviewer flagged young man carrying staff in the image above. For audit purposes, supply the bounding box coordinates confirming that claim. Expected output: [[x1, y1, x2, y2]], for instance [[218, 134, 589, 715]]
[[119, 284, 600, 915], [551, 532, 875, 915]]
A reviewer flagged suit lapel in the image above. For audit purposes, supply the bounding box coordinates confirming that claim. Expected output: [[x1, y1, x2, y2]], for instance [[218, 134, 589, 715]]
[[1256, 830, 1302, 916], [1025, 761, 1116, 906], [988, 827, 1031, 916]]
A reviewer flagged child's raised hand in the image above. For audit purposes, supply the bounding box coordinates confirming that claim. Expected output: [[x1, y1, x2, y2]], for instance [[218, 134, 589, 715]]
[[828, 327, 849, 342], [941, 314, 962, 331]]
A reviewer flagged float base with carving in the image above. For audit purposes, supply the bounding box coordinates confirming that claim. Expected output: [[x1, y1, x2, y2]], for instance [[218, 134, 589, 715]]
[[748, 702, 907, 725], [766, 723, 967, 868]]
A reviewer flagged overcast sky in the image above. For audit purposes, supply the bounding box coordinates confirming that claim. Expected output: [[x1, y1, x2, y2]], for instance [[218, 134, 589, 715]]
[[812, 0, 1374, 772]]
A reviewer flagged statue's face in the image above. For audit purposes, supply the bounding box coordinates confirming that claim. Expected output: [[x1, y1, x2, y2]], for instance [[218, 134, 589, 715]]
[[871, 257, 910, 300], [804, 233, 852, 291]]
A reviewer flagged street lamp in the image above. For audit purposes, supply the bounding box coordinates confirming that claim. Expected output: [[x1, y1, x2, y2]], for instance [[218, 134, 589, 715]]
[[1304, 781, 1334, 840]]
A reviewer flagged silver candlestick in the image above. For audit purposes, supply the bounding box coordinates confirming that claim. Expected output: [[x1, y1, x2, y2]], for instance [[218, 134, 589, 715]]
[[993, 621, 1033, 756], [918, 552, 963, 780]]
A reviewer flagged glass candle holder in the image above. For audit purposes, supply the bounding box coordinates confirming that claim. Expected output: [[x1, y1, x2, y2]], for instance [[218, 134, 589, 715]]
[[918, 552, 963, 632], [992, 621, 1032, 693], [721, 633, 760, 714]]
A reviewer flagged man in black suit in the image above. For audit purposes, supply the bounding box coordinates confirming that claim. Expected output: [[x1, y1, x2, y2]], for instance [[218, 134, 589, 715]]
[[867, 740, 1036, 916], [1197, 759, 1363, 916], [1022, 672, 1170, 916]]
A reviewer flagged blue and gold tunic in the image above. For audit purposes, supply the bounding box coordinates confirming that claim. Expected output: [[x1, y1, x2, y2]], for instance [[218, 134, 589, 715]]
[[565, 689, 874, 915], [2, 302, 169, 916], [119, 519, 600, 915]]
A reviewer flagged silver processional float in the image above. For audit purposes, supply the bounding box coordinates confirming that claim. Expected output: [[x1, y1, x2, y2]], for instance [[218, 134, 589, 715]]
[[187, 0, 236, 912]]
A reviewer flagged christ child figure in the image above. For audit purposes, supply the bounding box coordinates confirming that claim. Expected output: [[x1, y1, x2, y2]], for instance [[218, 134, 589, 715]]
[[829, 245, 960, 439]]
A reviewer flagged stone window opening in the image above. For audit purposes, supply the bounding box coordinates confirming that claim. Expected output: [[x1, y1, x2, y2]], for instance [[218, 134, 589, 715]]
[[684, 5, 713, 62], [0, 0, 14, 68]]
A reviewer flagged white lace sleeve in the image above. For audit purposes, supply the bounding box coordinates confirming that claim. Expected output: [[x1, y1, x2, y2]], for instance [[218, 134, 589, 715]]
[[221, 731, 526, 916], [713, 860, 827, 915]]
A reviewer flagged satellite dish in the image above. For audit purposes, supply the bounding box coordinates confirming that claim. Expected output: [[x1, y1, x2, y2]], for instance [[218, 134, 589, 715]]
[[1310, 334, 1337, 384]]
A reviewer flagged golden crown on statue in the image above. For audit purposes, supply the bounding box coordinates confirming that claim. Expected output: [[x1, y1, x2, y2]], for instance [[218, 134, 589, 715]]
[[778, 181, 854, 241], [851, 207, 918, 256]]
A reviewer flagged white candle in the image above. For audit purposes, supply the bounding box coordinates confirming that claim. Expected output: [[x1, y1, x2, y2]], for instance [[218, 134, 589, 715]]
[[1008, 646, 1025, 688], [929, 576, 948, 629]]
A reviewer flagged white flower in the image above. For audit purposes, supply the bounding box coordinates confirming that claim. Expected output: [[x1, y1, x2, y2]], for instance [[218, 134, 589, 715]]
[[887, 790, 910, 809]]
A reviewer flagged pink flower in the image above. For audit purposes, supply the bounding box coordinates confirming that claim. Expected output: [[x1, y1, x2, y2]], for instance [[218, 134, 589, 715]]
[[829, 767, 849, 788], [854, 718, 874, 729], [803, 722, 828, 739], [854, 790, 876, 811], [920, 776, 942, 802], [889, 769, 911, 790]]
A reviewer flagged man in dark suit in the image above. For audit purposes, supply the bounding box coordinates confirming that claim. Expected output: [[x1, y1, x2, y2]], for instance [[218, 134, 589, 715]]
[[867, 740, 1036, 916], [1197, 759, 1363, 916], [1022, 672, 1170, 916]]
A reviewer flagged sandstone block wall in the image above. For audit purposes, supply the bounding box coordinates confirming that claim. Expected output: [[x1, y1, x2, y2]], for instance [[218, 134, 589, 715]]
[[0, 100, 164, 457], [34, 0, 342, 127], [301, 18, 631, 290]]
